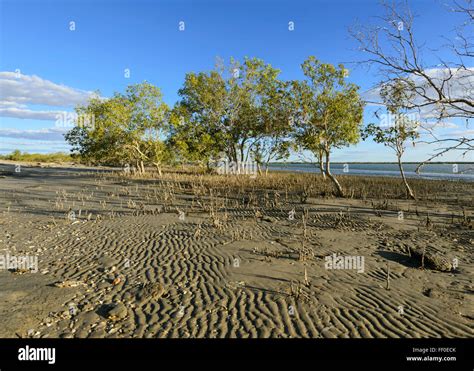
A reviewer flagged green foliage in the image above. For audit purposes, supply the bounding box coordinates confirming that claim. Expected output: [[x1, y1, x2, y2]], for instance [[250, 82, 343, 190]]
[[292, 57, 364, 153], [380, 79, 416, 115], [362, 121, 419, 151], [65, 82, 169, 170], [362, 78, 420, 156], [0, 150, 72, 162], [362, 78, 420, 199], [63, 57, 369, 188], [169, 57, 293, 171], [168, 70, 227, 167], [290, 57, 364, 195]]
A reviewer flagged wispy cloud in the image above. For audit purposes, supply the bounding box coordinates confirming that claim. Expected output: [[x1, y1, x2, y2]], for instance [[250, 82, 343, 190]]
[[362, 67, 474, 121], [0, 127, 67, 141], [0, 72, 96, 121], [0, 106, 67, 121], [440, 129, 474, 138]]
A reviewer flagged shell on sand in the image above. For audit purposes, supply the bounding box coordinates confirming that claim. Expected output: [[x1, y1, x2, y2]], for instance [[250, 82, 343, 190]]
[[134, 282, 166, 301], [54, 280, 87, 288], [107, 303, 128, 322]]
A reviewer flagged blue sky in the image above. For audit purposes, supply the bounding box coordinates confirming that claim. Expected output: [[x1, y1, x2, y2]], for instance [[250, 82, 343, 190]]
[[0, 0, 472, 162]]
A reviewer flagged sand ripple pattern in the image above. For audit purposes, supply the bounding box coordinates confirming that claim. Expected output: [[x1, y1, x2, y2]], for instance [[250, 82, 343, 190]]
[[26, 213, 473, 338]]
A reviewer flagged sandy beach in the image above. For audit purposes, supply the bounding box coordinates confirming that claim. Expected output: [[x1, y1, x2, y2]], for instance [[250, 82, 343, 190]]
[[0, 161, 472, 338]]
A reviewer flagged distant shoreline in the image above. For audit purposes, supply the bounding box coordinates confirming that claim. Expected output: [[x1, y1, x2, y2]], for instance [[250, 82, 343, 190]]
[[269, 162, 474, 182], [270, 161, 474, 165]]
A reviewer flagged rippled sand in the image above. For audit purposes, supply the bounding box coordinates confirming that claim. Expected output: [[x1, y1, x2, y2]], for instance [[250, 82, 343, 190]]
[[0, 163, 472, 338]]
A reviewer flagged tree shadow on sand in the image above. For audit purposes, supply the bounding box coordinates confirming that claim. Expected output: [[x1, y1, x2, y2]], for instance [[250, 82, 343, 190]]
[[376, 250, 419, 268]]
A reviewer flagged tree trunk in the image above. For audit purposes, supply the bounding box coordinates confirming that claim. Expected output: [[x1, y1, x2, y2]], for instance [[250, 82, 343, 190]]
[[231, 144, 238, 164], [397, 155, 415, 200], [206, 159, 212, 173], [140, 160, 145, 174], [318, 149, 326, 180], [319, 158, 326, 180], [325, 151, 344, 197], [153, 162, 162, 176]]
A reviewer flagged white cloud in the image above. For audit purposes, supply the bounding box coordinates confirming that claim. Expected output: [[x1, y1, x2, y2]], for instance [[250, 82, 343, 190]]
[[440, 129, 474, 138], [0, 107, 67, 121], [0, 72, 96, 121], [362, 67, 474, 120], [0, 127, 67, 141], [426, 121, 458, 129]]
